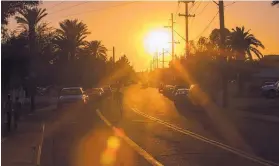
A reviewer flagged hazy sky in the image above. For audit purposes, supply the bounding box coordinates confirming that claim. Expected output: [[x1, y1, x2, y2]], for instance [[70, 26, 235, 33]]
[[8, 1, 279, 71]]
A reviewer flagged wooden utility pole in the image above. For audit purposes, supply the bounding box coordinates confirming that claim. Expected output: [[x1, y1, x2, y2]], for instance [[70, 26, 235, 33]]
[[156, 51, 159, 69], [164, 13, 179, 61], [162, 48, 165, 68], [179, 1, 195, 57], [112, 46, 115, 63], [217, 0, 228, 108], [171, 13, 174, 60]]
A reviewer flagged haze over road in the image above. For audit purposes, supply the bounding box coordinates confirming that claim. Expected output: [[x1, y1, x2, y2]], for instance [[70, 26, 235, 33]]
[[38, 84, 279, 166]]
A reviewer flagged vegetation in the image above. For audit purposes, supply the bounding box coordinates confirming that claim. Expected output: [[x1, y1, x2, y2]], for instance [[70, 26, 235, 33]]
[[2, 7, 136, 111]]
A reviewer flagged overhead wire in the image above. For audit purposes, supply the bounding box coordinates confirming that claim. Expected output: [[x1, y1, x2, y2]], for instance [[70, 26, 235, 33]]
[[57, 1, 139, 18], [48, 2, 90, 15], [195, 1, 210, 16], [225, 1, 236, 7], [45, 1, 64, 11], [191, 1, 202, 14], [194, 11, 219, 40]]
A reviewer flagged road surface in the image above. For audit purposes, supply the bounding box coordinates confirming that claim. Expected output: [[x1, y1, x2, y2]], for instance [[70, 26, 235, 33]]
[[39, 84, 279, 166]]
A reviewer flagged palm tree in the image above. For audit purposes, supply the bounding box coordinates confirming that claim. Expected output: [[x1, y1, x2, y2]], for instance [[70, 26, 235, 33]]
[[15, 7, 47, 112], [2, 1, 39, 25], [15, 7, 47, 55], [228, 26, 264, 61], [271, 0, 279, 6], [85, 40, 107, 61], [54, 19, 90, 61]]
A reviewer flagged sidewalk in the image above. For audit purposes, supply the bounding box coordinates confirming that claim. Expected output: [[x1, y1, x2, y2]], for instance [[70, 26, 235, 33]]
[[1, 105, 56, 166], [226, 97, 279, 123]]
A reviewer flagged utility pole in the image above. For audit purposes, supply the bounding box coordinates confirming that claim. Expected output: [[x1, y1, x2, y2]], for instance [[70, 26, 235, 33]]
[[219, 1, 225, 52], [162, 48, 165, 68], [164, 13, 179, 61], [179, 1, 195, 57], [112, 46, 115, 63], [156, 51, 159, 69], [213, 0, 227, 107], [171, 13, 174, 60]]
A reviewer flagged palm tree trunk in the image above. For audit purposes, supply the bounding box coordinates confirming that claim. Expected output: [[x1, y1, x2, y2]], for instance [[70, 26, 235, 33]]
[[29, 28, 36, 112]]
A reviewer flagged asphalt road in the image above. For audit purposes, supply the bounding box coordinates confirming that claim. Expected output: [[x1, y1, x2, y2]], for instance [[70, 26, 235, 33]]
[[39, 84, 279, 166]]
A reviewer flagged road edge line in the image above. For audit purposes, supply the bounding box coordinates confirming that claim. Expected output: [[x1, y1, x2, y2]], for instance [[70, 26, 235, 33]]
[[96, 109, 164, 166], [131, 107, 279, 166]]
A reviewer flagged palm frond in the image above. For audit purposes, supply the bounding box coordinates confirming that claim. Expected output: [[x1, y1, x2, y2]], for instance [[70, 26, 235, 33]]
[[249, 46, 264, 59]]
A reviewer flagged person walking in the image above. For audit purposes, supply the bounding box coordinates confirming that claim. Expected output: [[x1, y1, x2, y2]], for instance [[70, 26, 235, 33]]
[[5, 94, 13, 132], [14, 97, 22, 129]]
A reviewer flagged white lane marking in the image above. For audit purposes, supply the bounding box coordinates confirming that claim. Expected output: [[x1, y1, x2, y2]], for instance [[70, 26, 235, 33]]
[[96, 109, 164, 166], [36, 123, 45, 166], [131, 107, 279, 166]]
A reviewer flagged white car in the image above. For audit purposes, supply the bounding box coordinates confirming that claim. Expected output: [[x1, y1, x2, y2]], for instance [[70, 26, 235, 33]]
[[261, 81, 279, 98], [57, 87, 89, 108]]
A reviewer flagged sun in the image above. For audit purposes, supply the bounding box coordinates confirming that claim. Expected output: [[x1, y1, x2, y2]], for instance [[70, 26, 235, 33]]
[[144, 28, 171, 55]]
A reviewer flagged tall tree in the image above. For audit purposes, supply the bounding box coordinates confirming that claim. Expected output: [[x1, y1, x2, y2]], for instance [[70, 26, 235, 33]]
[[54, 19, 90, 61], [15, 7, 48, 112], [228, 26, 264, 61], [1, 1, 39, 25], [85, 40, 108, 61], [209, 28, 231, 49], [15, 7, 47, 56]]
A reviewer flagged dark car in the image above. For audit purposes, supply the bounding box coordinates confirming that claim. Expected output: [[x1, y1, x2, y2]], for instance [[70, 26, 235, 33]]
[[57, 87, 89, 108], [87, 88, 104, 102], [173, 88, 189, 106], [102, 85, 113, 97], [162, 85, 175, 97], [172, 85, 189, 98]]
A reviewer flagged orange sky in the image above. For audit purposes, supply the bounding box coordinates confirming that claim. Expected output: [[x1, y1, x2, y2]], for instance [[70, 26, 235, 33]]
[[7, 1, 279, 71]]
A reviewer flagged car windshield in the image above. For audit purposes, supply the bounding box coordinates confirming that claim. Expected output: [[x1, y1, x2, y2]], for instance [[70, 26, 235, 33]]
[[60, 89, 82, 96]]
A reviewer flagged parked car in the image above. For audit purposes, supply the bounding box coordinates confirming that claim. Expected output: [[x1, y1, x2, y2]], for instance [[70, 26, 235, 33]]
[[172, 85, 189, 97], [87, 88, 104, 102], [57, 87, 89, 108], [162, 85, 175, 97], [173, 88, 189, 105], [102, 85, 113, 97], [261, 81, 279, 98]]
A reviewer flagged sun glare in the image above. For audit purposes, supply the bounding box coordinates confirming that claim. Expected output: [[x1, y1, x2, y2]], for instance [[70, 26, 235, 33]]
[[144, 28, 171, 55]]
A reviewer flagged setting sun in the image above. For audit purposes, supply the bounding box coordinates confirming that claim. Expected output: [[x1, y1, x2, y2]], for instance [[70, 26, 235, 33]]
[[144, 28, 171, 55]]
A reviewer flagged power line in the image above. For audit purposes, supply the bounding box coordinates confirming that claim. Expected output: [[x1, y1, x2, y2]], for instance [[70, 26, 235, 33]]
[[174, 29, 186, 41], [45, 1, 64, 11], [174, 2, 181, 22], [189, 1, 197, 12], [195, 1, 210, 15], [58, 1, 139, 18], [194, 11, 219, 40], [48, 2, 90, 15], [191, 1, 202, 14], [225, 1, 236, 7]]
